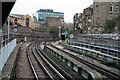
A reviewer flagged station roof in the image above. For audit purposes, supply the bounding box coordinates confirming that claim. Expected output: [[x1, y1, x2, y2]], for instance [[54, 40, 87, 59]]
[[10, 14, 24, 19], [1, 0, 16, 26]]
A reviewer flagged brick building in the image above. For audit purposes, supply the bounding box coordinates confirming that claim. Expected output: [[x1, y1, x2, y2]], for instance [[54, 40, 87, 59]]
[[83, 5, 93, 33], [73, 13, 79, 29], [73, 0, 120, 33], [10, 14, 32, 27], [93, 0, 120, 32], [73, 13, 83, 29], [46, 16, 63, 28]]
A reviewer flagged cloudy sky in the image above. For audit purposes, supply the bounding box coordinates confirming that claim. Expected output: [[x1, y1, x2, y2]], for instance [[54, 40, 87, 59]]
[[10, 0, 93, 23]]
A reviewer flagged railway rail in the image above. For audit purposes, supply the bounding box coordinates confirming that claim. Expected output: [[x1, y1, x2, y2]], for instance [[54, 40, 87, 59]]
[[36, 42, 73, 80], [26, 42, 73, 80], [49, 42, 120, 80]]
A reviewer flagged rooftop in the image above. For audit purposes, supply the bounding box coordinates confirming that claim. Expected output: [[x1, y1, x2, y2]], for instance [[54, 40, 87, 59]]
[[94, 0, 120, 2], [37, 9, 64, 14]]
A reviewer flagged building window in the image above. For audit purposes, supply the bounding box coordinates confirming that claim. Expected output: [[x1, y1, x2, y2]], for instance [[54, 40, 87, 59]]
[[26, 18, 29, 27], [96, 17, 100, 25], [96, 5, 99, 13], [116, 4, 119, 13], [109, 3, 113, 13], [88, 18, 92, 23]]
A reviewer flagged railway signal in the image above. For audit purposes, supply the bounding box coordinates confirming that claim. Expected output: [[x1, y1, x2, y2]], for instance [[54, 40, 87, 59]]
[[14, 18, 18, 32], [14, 18, 18, 24]]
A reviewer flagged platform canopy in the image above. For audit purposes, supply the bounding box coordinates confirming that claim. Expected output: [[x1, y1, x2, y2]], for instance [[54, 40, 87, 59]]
[[0, 0, 16, 27]]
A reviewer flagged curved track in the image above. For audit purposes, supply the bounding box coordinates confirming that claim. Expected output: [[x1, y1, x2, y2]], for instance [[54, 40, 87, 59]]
[[26, 42, 73, 80]]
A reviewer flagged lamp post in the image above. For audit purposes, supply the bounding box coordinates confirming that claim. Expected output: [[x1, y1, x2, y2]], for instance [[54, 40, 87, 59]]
[[8, 15, 10, 42]]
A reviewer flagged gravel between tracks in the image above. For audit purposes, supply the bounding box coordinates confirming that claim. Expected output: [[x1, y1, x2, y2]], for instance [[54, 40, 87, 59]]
[[14, 43, 34, 79]]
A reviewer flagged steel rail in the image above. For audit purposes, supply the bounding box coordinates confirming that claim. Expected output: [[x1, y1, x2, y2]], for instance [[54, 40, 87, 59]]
[[50, 43, 120, 80]]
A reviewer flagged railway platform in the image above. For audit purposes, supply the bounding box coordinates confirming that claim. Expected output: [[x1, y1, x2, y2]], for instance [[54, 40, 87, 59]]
[[1, 45, 19, 79], [51, 42, 100, 64], [51, 41, 120, 73], [45, 42, 103, 80]]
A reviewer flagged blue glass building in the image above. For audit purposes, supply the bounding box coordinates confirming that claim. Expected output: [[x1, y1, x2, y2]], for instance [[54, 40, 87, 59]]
[[33, 9, 64, 22]]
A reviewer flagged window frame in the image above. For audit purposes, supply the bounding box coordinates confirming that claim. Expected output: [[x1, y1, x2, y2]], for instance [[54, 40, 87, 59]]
[[96, 5, 99, 14], [109, 3, 113, 14], [115, 4, 119, 14]]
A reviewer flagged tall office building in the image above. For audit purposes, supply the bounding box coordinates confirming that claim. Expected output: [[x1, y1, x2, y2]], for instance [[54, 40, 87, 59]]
[[33, 9, 64, 25]]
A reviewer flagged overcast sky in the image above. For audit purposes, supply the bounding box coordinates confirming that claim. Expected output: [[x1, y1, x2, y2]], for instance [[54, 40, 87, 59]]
[[10, 0, 93, 23]]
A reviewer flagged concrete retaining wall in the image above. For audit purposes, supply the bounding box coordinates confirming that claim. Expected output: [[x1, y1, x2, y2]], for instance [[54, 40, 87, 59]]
[[0, 39, 16, 73]]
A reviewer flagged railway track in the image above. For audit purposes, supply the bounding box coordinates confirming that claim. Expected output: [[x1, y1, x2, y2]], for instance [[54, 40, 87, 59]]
[[26, 42, 73, 80], [49, 43, 120, 80]]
